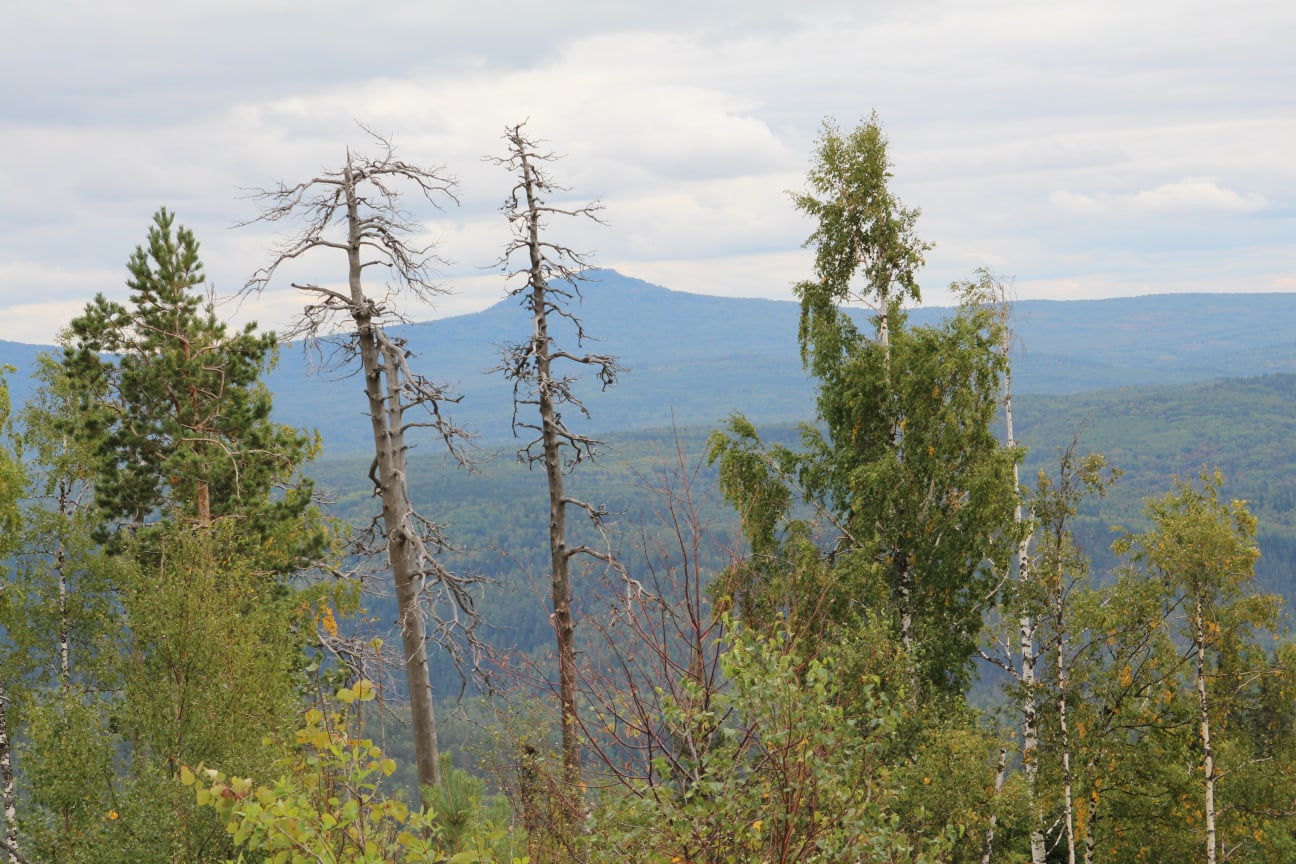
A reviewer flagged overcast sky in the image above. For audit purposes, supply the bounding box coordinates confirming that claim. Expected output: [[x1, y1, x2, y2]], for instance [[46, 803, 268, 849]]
[[2, 0, 1292, 345]]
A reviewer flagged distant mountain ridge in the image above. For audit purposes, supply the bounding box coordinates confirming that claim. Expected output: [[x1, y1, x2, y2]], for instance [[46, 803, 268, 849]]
[[3, 271, 1294, 453]]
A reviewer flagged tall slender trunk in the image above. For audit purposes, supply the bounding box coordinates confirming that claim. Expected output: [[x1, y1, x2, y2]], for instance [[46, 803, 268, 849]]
[[518, 147, 580, 787], [1055, 624, 1077, 864], [346, 158, 441, 792], [981, 745, 1008, 864], [0, 685, 17, 864], [1195, 594, 1217, 864], [1004, 354, 1046, 864], [1083, 792, 1099, 864], [536, 293, 579, 786], [897, 558, 914, 659], [57, 476, 71, 689]]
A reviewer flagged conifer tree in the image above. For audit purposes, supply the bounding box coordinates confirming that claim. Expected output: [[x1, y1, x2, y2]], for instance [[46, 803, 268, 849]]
[[10, 210, 334, 864], [62, 207, 320, 554]]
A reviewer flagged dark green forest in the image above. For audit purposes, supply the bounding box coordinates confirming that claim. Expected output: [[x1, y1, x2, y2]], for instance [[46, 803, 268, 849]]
[[2, 116, 1295, 864]]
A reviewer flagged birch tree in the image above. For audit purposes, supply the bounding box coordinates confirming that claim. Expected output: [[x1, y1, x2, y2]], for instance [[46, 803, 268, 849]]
[[1115, 473, 1280, 864], [489, 122, 621, 789], [0, 374, 25, 864], [242, 130, 475, 792], [792, 113, 928, 375], [766, 116, 1017, 691]]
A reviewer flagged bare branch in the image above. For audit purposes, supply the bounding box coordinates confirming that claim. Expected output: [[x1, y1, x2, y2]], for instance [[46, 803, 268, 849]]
[[236, 127, 474, 791]]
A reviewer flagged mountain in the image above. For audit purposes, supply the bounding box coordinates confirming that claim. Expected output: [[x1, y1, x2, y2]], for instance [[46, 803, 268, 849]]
[[4, 271, 1294, 454], [262, 271, 1296, 452]]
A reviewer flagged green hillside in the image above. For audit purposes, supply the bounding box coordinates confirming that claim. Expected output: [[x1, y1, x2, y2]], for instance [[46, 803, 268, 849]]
[[305, 370, 1296, 689]]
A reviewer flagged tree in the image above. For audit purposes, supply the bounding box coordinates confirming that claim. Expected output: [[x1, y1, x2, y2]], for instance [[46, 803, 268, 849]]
[[711, 295, 1019, 694], [979, 445, 1120, 864], [9, 211, 336, 864], [489, 121, 621, 789], [792, 117, 1017, 688], [1115, 472, 1282, 864], [712, 115, 1018, 697], [2, 358, 119, 864], [791, 113, 929, 374], [61, 209, 320, 545], [242, 130, 476, 792], [0, 371, 26, 864]]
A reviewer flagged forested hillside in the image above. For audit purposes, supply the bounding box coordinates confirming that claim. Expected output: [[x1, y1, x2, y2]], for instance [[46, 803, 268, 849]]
[[3, 116, 1295, 864]]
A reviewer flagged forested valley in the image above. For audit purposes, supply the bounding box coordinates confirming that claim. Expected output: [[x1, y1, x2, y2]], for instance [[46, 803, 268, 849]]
[[3, 116, 1296, 864]]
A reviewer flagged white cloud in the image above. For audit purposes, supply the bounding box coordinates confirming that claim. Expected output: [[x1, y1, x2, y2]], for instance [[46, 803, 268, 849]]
[[1051, 179, 1269, 215], [1, 0, 1294, 343], [1130, 179, 1268, 214]]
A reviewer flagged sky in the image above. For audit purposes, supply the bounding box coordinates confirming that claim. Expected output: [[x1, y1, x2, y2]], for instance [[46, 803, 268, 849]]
[[2, 0, 1292, 345]]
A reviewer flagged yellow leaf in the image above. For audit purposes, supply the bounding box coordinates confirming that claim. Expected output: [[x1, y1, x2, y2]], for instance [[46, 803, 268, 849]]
[[179, 765, 195, 786]]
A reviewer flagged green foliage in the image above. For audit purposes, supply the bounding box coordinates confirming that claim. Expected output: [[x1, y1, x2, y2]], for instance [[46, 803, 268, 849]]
[[798, 292, 1020, 690], [0, 369, 22, 545], [116, 521, 320, 773], [187, 680, 524, 864], [61, 207, 323, 558], [18, 694, 117, 864], [713, 204, 1019, 695], [791, 114, 929, 378], [3, 211, 346, 864], [585, 623, 946, 864]]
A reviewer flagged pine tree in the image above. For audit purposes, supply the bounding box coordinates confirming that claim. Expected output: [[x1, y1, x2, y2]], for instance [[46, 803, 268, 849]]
[[62, 207, 321, 557], [9, 210, 335, 864]]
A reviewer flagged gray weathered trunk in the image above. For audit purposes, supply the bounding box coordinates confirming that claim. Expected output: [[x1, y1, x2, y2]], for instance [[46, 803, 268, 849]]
[[518, 144, 580, 785], [345, 159, 441, 791]]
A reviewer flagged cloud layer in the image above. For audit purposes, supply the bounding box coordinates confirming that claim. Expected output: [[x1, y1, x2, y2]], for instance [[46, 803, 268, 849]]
[[2, 0, 1292, 344]]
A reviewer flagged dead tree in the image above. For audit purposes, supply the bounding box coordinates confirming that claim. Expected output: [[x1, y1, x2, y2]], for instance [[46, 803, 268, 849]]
[[241, 129, 476, 792], [489, 122, 622, 788]]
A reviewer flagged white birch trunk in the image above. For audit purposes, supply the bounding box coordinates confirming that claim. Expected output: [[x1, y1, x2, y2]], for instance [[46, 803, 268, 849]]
[[0, 684, 17, 864], [1005, 359, 1046, 864], [981, 745, 1008, 864], [1196, 595, 1217, 864]]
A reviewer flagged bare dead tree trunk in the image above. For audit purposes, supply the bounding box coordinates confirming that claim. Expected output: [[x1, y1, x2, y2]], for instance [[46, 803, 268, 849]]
[[492, 122, 620, 790], [242, 132, 477, 795]]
